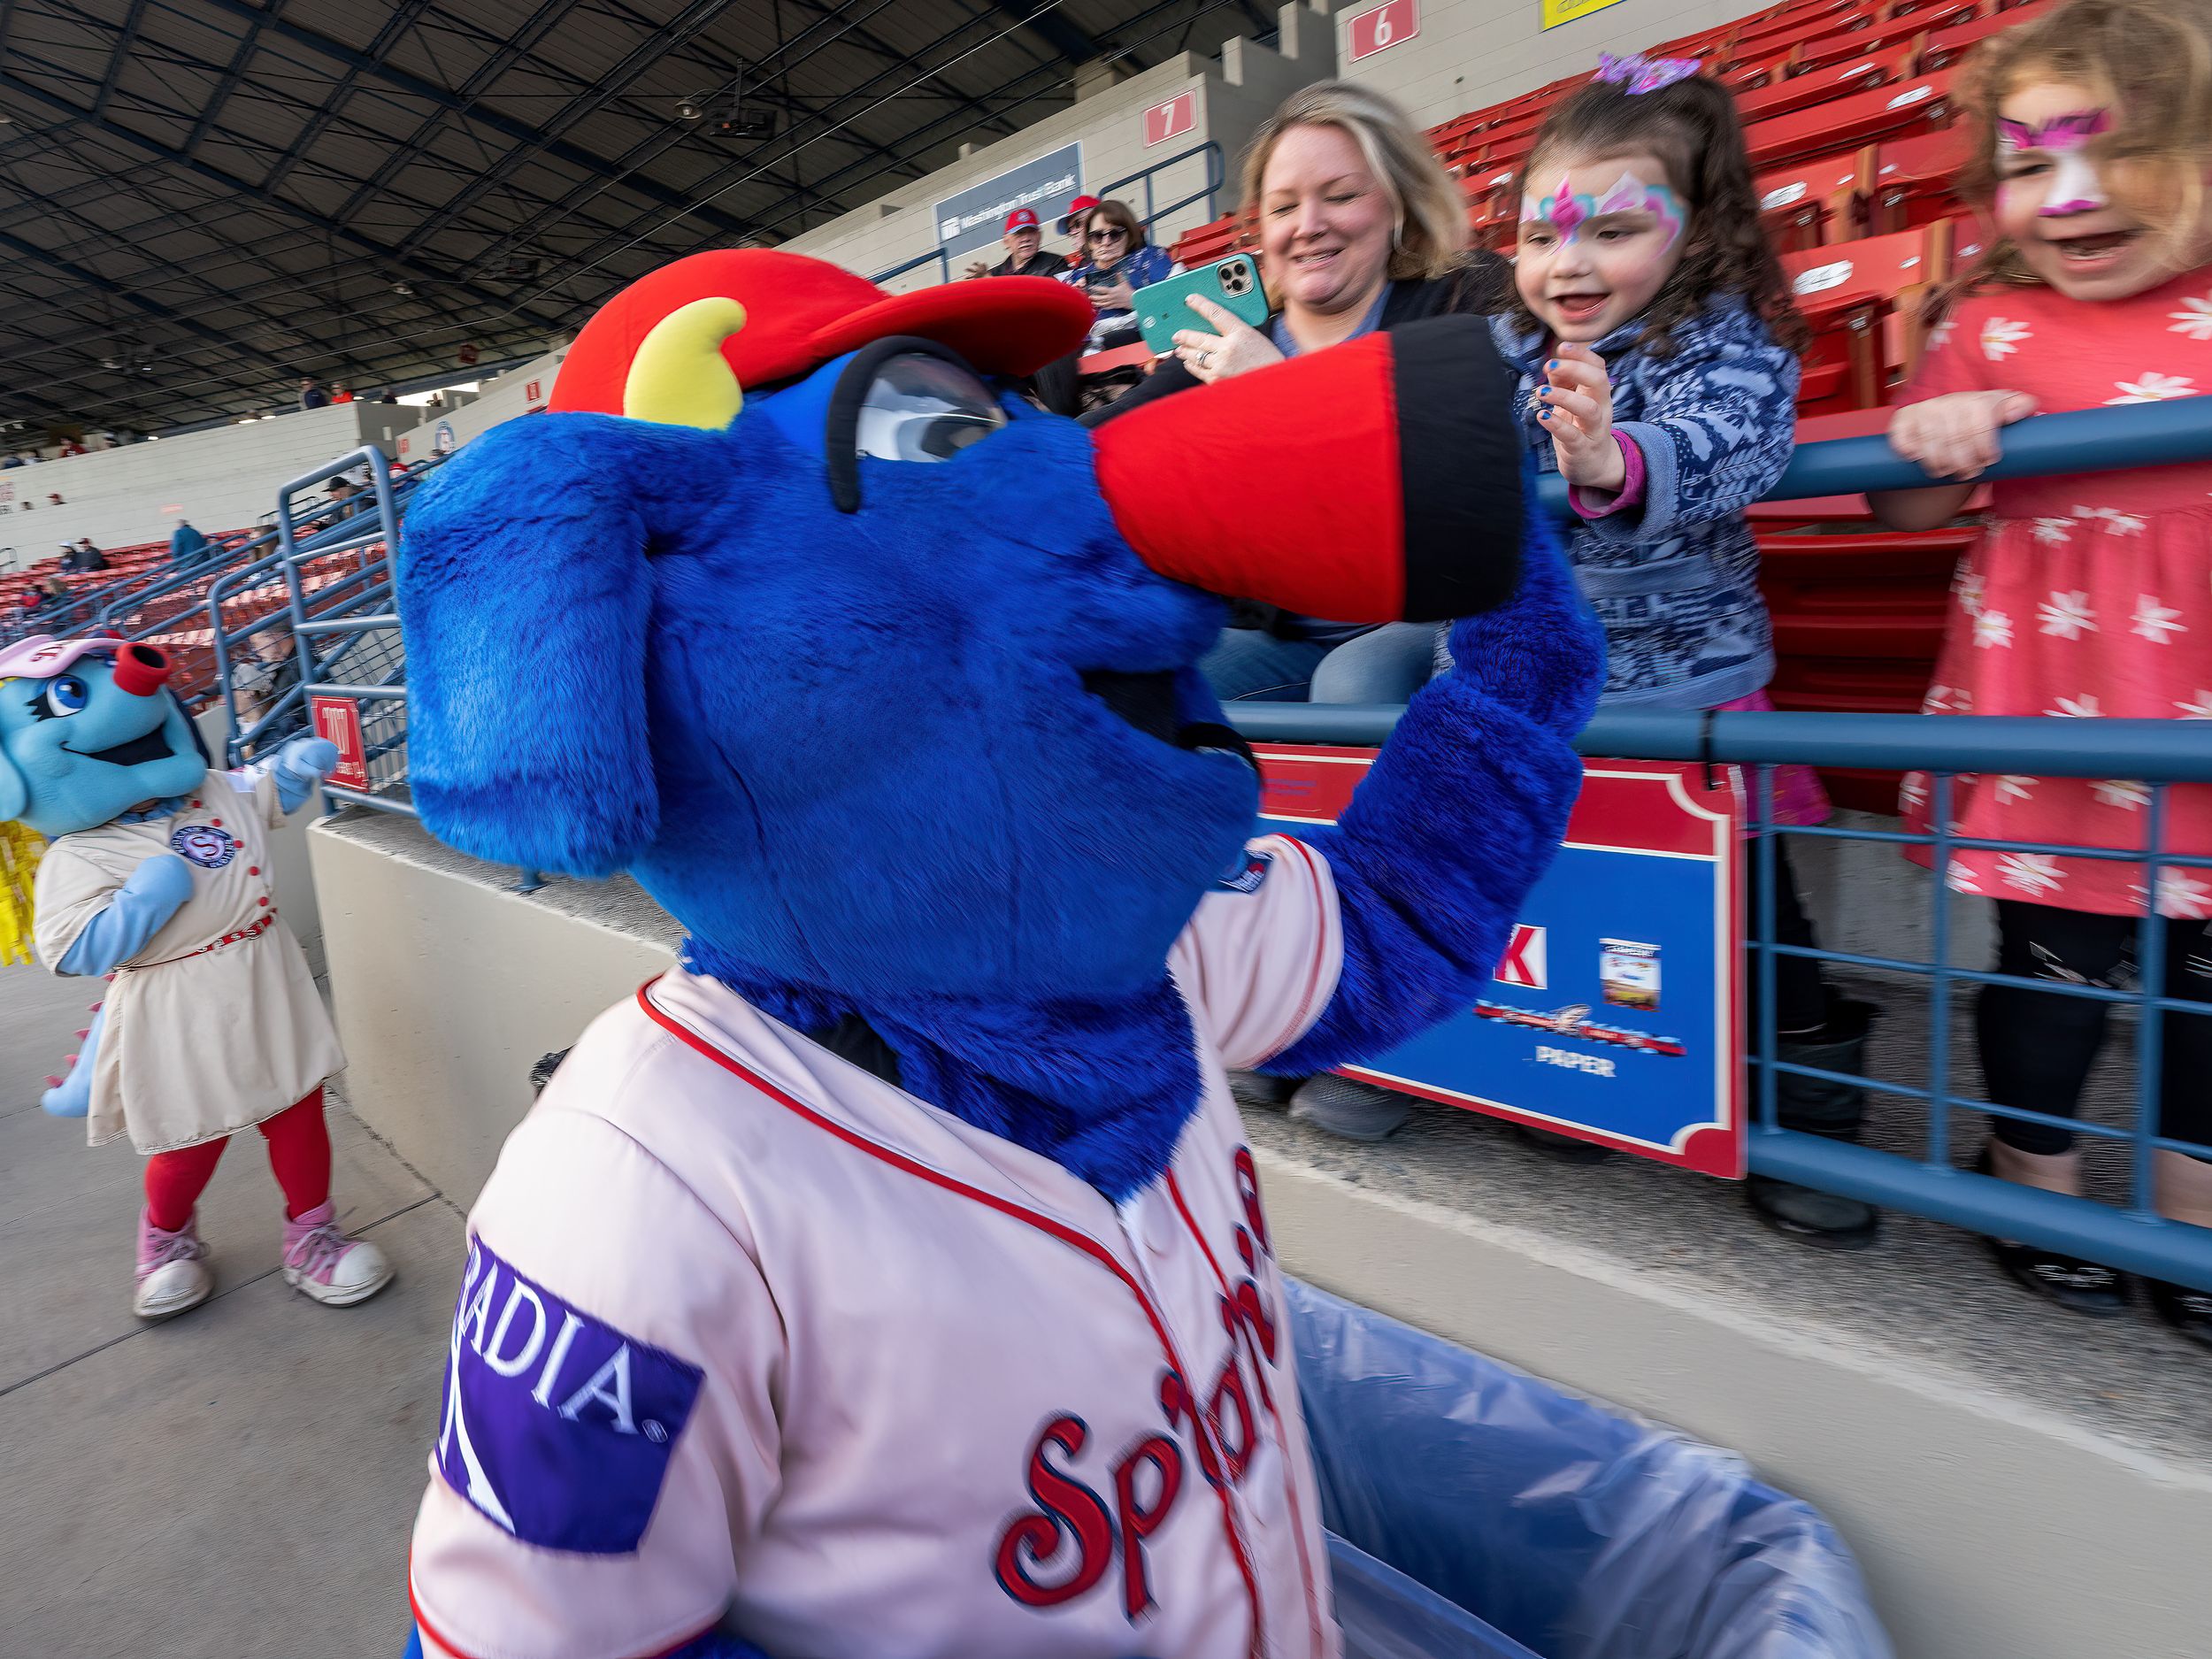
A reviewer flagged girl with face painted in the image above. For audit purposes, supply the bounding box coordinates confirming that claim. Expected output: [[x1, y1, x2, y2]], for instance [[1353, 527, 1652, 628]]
[[1871, 0, 2212, 1344], [1486, 62, 1877, 1240]]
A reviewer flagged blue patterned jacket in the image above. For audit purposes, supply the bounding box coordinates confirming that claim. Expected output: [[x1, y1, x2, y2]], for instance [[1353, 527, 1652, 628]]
[[1491, 296, 1799, 709]]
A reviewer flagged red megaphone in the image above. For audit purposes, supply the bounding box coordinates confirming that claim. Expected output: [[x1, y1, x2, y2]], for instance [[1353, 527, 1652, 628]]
[[1089, 316, 1525, 623]]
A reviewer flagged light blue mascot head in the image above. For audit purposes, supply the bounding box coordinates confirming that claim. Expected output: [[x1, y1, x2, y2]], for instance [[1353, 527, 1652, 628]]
[[396, 250, 1520, 1008], [0, 638, 206, 837]]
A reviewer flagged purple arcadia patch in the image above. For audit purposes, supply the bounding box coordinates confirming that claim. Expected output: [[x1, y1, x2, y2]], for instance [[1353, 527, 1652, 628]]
[[434, 1237, 705, 1554]]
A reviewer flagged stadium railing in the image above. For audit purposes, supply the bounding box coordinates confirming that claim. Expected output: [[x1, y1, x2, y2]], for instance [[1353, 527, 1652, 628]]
[[870, 142, 1224, 288], [1239, 396, 2212, 1296], [217, 401, 2212, 1294]]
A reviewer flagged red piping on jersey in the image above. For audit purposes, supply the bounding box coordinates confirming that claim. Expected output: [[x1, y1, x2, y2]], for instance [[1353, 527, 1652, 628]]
[[1165, 1169, 1328, 1659], [1268, 837, 1335, 1064], [408, 1565, 718, 1659], [634, 979, 1267, 1659]]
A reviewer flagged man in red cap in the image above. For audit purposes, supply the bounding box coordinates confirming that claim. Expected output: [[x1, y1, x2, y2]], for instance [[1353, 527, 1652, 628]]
[[964, 205, 1064, 280]]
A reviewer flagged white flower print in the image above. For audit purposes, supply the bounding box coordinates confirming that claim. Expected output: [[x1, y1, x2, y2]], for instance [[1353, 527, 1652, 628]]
[[1946, 863, 1985, 895], [1954, 569, 1987, 618], [2047, 692, 2102, 718], [2091, 779, 2151, 810], [2131, 871, 2212, 920], [2132, 595, 2187, 643], [2071, 505, 2146, 535], [2107, 371, 2199, 403], [1980, 317, 2031, 360], [1900, 772, 1929, 811], [1921, 685, 1954, 714], [2031, 518, 2074, 547], [1998, 852, 2066, 897], [1993, 774, 2039, 804], [2037, 590, 2098, 639], [2170, 295, 2212, 341], [1974, 608, 2014, 649], [1927, 317, 1956, 353], [2177, 689, 2212, 718]]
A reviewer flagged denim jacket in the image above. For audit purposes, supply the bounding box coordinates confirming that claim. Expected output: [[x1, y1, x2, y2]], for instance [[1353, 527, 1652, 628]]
[[1491, 296, 1799, 710]]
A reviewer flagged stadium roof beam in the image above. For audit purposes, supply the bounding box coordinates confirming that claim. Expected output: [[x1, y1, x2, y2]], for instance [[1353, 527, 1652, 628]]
[[0, 67, 580, 334], [977, 0, 1104, 70], [185, 0, 771, 245]]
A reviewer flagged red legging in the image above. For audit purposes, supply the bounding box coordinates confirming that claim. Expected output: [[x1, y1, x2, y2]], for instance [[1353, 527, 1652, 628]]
[[142, 1088, 332, 1231]]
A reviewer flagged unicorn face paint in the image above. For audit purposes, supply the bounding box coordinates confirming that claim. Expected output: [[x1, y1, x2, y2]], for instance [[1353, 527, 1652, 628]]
[[1516, 156, 1687, 342], [1993, 79, 2185, 302], [1997, 107, 2112, 219]]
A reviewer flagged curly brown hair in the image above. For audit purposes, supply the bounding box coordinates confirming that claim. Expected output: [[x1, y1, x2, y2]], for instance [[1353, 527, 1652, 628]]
[[1512, 73, 1809, 356], [1934, 0, 2212, 315]]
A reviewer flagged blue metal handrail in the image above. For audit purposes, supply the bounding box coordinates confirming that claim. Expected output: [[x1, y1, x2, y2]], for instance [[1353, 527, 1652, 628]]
[[1534, 393, 2212, 517], [872, 247, 953, 288]]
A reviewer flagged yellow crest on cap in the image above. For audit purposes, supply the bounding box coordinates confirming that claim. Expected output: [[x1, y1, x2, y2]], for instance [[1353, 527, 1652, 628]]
[[622, 297, 749, 430]]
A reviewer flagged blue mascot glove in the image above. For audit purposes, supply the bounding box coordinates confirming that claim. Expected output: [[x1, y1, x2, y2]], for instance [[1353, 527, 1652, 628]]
[[55, 852, 195, 979], [273, 735, 341, 814]]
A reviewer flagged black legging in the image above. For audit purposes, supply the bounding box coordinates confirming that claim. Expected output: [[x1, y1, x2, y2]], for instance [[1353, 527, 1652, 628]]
[[1748, 833, 1829, 1038], [1979, 899, 2212, 1156]]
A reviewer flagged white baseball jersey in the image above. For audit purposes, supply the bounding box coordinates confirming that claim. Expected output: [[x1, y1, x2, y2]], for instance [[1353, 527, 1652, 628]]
[[411, 834, 1348, 1659]]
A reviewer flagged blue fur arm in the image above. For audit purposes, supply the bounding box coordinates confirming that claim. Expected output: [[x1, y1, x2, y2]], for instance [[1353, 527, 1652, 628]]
[[1266, 501, 1604, 1074], [56, 852, 194, 977], [273, 735, 340, 813]]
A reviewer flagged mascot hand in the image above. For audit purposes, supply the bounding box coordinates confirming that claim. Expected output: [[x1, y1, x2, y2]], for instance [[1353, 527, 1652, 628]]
[[1266, 495, 1601, 1075], [127, 850, 197, 912], [273, 735, 342, 814], [56, 852, 196, 979], [1436, 508, 1605, 737]]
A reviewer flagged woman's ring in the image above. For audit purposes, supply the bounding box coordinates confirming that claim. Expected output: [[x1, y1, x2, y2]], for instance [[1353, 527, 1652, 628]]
[[1196, 350, 1212, 370]]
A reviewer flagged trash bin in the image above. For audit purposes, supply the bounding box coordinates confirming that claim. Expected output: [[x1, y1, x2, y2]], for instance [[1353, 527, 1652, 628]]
[[1289, 1279, 1893, 1659]]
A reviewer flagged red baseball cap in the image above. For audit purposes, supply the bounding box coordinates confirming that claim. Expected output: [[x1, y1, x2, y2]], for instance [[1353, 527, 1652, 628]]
[[1057, 195, 1101, 234], [549, 249, 1093, 420], [1003, 208, 1042, 234]]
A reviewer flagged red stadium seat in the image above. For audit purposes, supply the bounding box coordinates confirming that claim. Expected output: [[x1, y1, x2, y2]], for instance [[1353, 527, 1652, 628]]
[[1736, 47, 1912, 125], [1866, 126, 1971, 232], [1782, 221, 1956, 410], [1744, 67, 1955, 170], [1918, 0, 2047, 68], [1756, 152, 1872, 250], [1794, 0, 1976, 71]]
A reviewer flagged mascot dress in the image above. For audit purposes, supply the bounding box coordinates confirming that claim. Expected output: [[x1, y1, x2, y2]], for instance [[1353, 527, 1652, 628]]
[[0, 634, 392, 1318], [394, 250, 1603, 1659]]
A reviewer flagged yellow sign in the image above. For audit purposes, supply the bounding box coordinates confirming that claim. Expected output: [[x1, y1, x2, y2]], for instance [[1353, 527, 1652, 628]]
[[1541, 0, 1625, 28]]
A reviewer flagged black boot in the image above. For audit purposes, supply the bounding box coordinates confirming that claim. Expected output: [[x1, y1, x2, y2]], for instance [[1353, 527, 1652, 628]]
[[1747, 999, 1881, 1249], [2146, 1278, 2212, 1350]]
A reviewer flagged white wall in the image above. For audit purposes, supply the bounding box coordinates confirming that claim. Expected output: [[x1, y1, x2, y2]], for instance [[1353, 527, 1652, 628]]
[[0, 403, 413, 555], [392, 349, 566, 462], [1338, 0, 1754, 129], [780, 1, 1337, 288]]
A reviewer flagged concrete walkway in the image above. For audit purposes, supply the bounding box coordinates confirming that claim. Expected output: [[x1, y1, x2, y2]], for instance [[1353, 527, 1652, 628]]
[[0, 964, 460, 1659]]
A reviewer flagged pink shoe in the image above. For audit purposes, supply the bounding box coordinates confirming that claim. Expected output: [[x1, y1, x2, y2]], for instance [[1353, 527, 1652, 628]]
[[135, 1210, 213, 1320], [281, 1200, 395, 1307]]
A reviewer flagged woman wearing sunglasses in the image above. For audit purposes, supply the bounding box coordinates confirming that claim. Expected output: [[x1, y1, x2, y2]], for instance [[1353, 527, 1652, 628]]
[[1068, 198, 1176, 354]]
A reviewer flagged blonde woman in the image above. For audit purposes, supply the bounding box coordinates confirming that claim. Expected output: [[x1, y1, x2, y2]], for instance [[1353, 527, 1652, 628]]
[[1091, 81, 1515, 1141]]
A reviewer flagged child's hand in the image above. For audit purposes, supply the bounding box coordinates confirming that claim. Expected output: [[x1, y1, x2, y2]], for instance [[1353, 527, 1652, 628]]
[[1537, 344, 1625, 492], [1887, 389, 2039, 480]]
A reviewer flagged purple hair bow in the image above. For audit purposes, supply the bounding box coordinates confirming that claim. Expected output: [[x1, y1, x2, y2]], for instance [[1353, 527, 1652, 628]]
[[1594, 52, 1701, 95]]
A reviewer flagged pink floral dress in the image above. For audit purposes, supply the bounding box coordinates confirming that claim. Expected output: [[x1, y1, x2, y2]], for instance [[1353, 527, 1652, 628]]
[[1901, 267, 2212, 919]]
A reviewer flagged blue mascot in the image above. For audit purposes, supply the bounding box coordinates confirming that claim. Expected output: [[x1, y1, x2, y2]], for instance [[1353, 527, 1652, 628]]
[[394, 250, 1602, 1659], [0, 634, 391, 1321]]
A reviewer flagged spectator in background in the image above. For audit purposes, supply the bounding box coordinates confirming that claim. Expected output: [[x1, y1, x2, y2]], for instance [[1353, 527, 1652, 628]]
[[331, 382, 355, 405], [1056, 194, 1101, 270], [379, 388, 398, 404], [64, 537, 105, 573], [299, 376, 330, 411], [170, 518, 215, 568], [57, 437, 86, 457], [34, 573, 69, 612], [964, 208, 1064, 280], [1068, 198, 1174, 352]]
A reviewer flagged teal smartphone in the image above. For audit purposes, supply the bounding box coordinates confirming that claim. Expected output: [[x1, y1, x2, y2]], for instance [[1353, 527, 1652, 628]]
[[1134, 255, 1269, 357]]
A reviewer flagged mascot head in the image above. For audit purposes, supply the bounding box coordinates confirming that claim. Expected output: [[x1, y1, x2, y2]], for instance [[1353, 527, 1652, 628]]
[[0, 637, 204, 836], [0, 635, 205, 964], [398, 250, 1523, 1005]]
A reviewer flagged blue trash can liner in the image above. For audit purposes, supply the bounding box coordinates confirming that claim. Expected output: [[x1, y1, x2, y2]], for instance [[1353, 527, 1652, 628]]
[[1289, 1279, 1893, 1659]]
